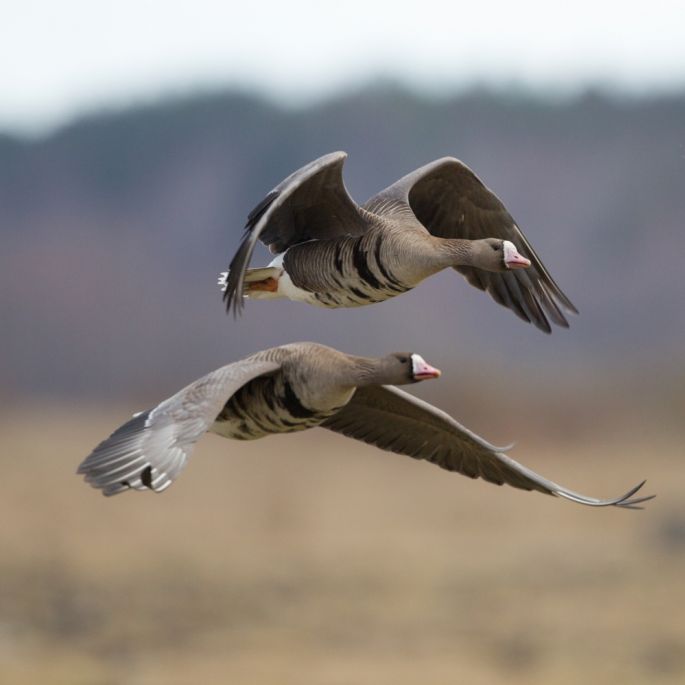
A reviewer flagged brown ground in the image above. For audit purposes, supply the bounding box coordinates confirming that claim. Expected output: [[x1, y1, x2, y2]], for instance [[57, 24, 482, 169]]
[[0, 405, 683, 684]]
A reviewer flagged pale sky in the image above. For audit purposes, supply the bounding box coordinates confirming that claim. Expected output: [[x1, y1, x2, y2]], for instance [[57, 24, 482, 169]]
[[2, 0, 685, 133]]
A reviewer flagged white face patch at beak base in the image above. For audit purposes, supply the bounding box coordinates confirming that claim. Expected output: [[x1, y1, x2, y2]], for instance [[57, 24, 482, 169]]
[[410, 353, 442, 380], [503, 240, 532, 269]]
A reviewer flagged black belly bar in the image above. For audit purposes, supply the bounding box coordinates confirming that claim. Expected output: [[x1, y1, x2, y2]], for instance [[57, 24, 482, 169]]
[[286, 233, 411, 308], [215, 375, 335, 439]]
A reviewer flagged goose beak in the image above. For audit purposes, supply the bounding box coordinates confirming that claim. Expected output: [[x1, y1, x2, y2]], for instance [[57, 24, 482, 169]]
[[411, 354, 442, 381], [503, 240, 531, 269]]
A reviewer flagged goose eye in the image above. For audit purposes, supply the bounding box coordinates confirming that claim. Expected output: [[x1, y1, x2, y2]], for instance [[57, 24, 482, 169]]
[[491, 244, 500, 251], [397, 355, 408, 364]]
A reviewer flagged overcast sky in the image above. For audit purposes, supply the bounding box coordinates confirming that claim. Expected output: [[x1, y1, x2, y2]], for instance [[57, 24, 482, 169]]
[[2, 1, 685, 133]]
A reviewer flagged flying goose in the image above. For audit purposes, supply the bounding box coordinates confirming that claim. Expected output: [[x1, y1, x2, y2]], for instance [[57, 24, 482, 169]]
[[78, 343, 652, 508], [219, 152, 578, 333]]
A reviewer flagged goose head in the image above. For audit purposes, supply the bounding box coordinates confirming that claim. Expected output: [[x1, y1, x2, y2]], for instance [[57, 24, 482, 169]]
[[471, 239, 531, 272], [369, 352, 442, 385]]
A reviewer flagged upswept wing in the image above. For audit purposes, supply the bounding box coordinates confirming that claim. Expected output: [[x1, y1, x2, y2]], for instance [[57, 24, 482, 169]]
[[224, 151, 367, 314], [321, 386, 653, 508], [367, 157, 578, 332], [77, 360, 281, 495]]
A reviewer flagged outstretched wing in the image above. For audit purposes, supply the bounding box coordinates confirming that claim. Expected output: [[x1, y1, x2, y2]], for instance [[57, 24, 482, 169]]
[[321, 386, 653, 508], [77, 359, 281, 496], [368, 157, 578, 333], [223, 151, 368, 314]]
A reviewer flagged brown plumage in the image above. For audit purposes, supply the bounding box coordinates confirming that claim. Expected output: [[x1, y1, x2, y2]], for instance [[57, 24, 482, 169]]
[[77, 343, 652, 509], [219, 152, 577, 332]]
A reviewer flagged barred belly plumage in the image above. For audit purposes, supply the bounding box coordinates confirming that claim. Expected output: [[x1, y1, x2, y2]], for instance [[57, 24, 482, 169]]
[[283, 231, 412, 308], [211, 373, 340, 440]]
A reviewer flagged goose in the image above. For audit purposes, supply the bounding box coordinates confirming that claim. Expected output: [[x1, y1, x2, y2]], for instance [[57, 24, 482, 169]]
[[78, 343, 652, 508], [219, 152, 578, 333]]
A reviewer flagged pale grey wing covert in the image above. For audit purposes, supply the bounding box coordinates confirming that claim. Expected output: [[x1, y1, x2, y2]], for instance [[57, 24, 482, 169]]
[[321, 386, 653, 508], [77, 360, 281, 496], [223, 151, 368, 314], [367, 158, 578, 332]]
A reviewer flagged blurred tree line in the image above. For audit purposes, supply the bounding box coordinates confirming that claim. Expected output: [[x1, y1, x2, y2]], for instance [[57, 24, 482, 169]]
[[1, 85, 684, 400]]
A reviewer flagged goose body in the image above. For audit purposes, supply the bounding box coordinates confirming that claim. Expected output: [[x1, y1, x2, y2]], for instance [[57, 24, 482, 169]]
[[252, 228, 421, 308], [219, 152, 578, 332], [78, 343, 652, 509], [210, 345, 356, 439]]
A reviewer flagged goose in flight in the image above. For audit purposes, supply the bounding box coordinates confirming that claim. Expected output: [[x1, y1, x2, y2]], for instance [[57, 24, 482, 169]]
[[78, 343, 651, 508], [219, 152, 577, 333]]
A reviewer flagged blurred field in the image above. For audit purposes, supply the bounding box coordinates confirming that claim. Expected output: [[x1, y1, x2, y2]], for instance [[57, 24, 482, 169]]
[[0, 404, 684, 685]]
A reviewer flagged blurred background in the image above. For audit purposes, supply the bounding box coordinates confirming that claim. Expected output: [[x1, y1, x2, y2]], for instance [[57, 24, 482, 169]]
[[1, 2, 684, 683]]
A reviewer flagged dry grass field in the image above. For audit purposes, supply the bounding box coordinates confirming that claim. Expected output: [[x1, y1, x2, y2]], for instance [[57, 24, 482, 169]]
[[0, 403, 683, 685]]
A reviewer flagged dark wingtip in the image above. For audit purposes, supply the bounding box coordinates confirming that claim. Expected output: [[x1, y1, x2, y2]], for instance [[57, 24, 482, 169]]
[[532, 314, 552, 334], [230, 294, 244, 318], [245, 190, 279, 230], [554, 478, 656, 509], [223, 282, 245, 318], [222, 227, 254, 317], [222, 189, 281, 319], [614, 480, 656, 509], [565, 300, 580, 316]]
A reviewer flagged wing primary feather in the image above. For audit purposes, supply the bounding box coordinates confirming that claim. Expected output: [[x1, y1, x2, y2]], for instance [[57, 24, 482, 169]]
[[534, 281, 570, 328], [221, 152, 367, 317], [78, 360, 282, 496], [501, 272, 544, 329], [245, 190, 279, 230], [321, 386, 654, 509], [382, 157, 576, 330], [492, 276, 531, 322], [223, 229, 254, 316], [552, 480, 655, 508], [512, 226, 579, 315]]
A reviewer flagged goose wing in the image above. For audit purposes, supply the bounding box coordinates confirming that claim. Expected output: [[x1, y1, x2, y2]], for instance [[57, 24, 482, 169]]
[[77, 359, 281, 496], [368, 158, 577, 333], [223, 151, 368, 314], [321, 386, 653, 508]]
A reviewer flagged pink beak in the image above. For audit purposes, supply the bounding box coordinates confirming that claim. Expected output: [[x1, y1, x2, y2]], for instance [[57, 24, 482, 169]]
[[411, 354, 442, 381], [503, 240, 531, 269]]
